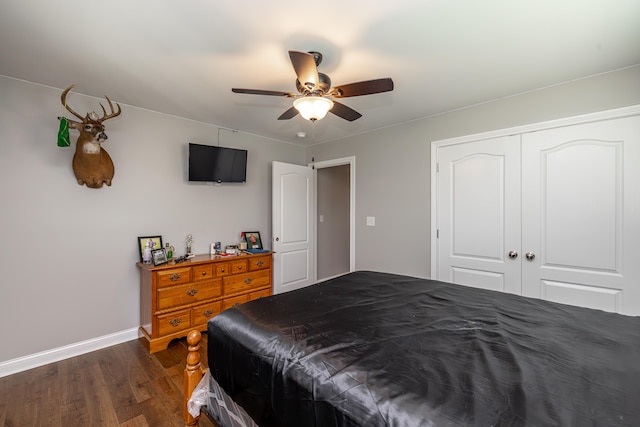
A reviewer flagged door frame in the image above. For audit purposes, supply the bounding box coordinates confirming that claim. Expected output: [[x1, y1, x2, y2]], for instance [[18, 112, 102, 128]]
[[312, 156, 356, 274], [431, 104, 640, 278]]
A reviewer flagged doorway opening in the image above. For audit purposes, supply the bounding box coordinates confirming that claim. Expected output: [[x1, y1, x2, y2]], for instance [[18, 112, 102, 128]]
[[313, 157, 356, 281]]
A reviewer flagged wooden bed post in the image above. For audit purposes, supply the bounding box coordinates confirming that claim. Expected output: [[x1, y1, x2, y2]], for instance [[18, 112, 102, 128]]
[[184, 330, 203, 427]]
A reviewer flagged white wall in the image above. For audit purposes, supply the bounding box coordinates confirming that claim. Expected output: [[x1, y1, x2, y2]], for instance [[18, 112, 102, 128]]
[[309, 65, 640, 279], [0, 76, 305, 364]]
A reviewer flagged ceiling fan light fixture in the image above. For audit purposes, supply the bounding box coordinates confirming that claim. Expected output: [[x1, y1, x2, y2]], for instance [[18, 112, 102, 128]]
[[293, 96, 334, 121]]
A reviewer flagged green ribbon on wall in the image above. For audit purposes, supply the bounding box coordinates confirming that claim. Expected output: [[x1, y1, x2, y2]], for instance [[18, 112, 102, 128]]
[[57, 117, 70, 147]]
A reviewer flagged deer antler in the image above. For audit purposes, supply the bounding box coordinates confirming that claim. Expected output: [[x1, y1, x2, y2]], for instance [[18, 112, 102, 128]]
[[61, 84, 122, 122], [99, 96, 122, 122], [60, 85, 85, 121]]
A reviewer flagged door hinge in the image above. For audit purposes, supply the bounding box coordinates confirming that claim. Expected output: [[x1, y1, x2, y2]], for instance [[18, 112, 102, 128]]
[[436, 163, 439, 173], [436, 229, 439, 239]]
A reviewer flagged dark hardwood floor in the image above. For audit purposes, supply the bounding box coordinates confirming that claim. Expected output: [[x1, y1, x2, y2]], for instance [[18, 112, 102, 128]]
[[0, 334, 216, 427]]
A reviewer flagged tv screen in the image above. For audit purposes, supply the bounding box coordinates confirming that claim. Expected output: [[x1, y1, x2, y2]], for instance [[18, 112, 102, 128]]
[[188, 143, 247, 183]]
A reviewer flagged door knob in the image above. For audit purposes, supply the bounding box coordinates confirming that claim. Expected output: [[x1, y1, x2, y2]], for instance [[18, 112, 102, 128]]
[[508, 251, 518, 259], [525, 252, 535, 261]]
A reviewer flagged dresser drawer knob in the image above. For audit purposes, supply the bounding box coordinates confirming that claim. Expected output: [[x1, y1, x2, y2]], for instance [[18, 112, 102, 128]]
[[244, 277, 253, 284], [169, 273, 181, 281], [169, 318, 182, 327], [203, 310, 213, 317], [220, 268, 225, 273], [237, 265, 243, 270], [201, 271, 207, 276], [186, 288, 198, 297], [257, 261, 264, 267]]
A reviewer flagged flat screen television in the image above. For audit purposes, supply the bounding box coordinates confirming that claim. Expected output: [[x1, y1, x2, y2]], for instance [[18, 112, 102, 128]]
[[188, 143, 247, 183]]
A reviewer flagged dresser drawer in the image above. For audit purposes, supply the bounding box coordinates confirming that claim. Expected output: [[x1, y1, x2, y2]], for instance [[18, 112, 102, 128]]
[[157, 279, 222, 311], [157, 309, 191, 336], [249, 288, 271, 301], [230, 259, 248, 274], [248, 255, 271, 271], [215, 262, 230, 277], [193, 264, 214, 281], [156, 267, 191, 287], [222, 294, 249, 310], [191, 301, 222, 325], [223, 269, 270, 295]]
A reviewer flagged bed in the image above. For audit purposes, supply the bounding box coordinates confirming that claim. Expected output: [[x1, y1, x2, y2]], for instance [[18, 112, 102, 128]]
[[183, 271, 640, 426]]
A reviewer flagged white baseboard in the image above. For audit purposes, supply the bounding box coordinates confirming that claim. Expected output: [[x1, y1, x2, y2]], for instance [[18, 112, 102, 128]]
[[0, 327, 139, 378]]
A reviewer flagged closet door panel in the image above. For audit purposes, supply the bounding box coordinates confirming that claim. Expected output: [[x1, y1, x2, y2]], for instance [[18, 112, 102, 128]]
[[436, 136, 521, 295], [540, 280, 622, 313], [521, 116, 640, 315]]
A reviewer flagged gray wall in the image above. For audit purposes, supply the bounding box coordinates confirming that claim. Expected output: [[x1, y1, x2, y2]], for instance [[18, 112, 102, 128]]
[[1, 65, 639, 366], [317, 164, 350, 279], [309, 65, 640, 279], [0, 76, 306, 363]]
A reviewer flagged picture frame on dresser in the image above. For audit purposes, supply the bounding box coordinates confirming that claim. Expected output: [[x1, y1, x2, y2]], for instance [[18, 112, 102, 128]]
[[243, 231, 263, 249], [137, 235, 163, 262], [151, 248, 168, 266]]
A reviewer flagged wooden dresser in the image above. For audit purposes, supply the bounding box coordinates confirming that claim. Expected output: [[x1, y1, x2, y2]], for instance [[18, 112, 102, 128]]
[[137, 252, 272, 353]]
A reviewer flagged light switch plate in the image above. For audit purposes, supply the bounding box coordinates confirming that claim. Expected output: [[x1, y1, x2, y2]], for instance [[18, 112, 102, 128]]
[[366, 216, 375, 226]]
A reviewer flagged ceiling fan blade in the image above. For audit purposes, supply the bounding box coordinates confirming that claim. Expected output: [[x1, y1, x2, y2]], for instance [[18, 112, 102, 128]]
[[329, 78, 394, 98], [277, 106, 299, 120], [289, 51, 319, 91], [330, 101, 362, 122], [232, 88, 296, 97]]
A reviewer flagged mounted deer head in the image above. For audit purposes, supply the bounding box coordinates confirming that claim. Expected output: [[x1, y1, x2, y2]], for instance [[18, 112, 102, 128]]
[[59, 85, 122, 188]]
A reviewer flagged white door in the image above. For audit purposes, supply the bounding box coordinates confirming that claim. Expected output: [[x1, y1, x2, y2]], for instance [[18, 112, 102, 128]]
[[521, 116, 640, 315], [272, 161, 316, 294], [436, 136, 522, 294]]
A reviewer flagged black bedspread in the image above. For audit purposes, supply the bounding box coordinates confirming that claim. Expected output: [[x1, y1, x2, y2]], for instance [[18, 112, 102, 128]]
[[208, 271, 640, 426]]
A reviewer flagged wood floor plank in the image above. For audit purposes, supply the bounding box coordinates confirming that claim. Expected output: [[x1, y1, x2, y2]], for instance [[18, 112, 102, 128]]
[[0, 393, 6, 426], [0, 334, 213, 427], [0, 366, 13, 425], [81, 354, 121, 426], [30, 363, 62, 426], [95, 344, 144, 424], [58, 356, 91, 427], [138, 376, 184, 427], [1, 369, 30, 426], [128, 339, 172, 378], [119, 413, 149, 427]]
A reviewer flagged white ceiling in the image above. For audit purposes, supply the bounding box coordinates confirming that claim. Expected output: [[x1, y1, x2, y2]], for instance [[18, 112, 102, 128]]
[[1, 0, 639, 146]]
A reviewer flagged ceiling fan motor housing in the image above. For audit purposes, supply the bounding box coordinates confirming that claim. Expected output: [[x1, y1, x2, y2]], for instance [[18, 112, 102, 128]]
[[296, 72, 331, 95]]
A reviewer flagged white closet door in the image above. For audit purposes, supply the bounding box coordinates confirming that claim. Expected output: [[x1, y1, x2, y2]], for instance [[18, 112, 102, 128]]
[[436, 136, 522, 294], [521, 116, 640, 315]]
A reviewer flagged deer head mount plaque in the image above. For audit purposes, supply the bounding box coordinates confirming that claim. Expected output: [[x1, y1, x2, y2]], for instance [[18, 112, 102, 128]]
[[58, 85, 122, 188]]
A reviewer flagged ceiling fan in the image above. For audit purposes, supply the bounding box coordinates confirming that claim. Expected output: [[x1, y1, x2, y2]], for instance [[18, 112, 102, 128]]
[[232, 50, 394, 122]]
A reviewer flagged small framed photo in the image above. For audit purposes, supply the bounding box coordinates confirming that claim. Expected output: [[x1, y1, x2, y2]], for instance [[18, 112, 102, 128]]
[[243, 231, 263, 249], [152, 248, 168, 266], [137, 235, 163, 262]]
